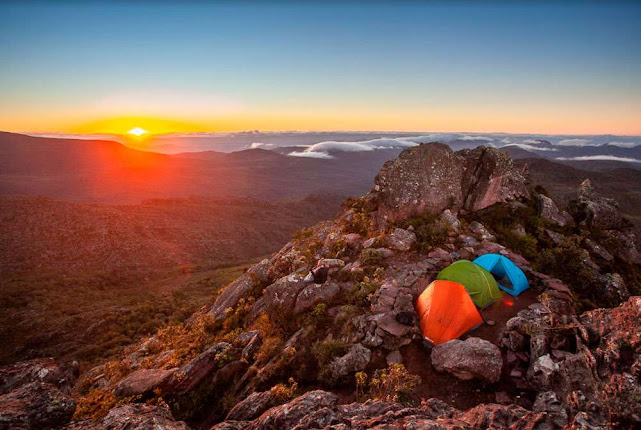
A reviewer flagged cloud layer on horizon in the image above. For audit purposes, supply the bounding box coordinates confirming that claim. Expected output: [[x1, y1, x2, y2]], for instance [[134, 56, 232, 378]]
[[557, 138, 592, 146], [607, 141, 640, 148], [556, 155, 641, 163], [286, 134, 496, 158], [503, 143, 558, 152]]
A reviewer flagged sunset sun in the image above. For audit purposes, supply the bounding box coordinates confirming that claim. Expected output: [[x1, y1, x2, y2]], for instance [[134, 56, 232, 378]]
[[127, 127, 148, 137]]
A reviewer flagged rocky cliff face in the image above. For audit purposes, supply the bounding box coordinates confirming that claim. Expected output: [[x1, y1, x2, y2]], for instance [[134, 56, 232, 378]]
[[2, 142, 640, 429], [374, 143, 528, 222]]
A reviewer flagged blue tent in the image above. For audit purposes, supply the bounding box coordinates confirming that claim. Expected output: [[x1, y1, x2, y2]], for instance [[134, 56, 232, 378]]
[[472, 254, 529, 296]]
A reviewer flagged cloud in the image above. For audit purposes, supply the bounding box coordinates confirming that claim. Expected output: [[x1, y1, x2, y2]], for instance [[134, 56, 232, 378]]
[[606, 141, 640, 148], [504, 144, 558, 152], [457, 135, 494, 142], [288, 150, 334, 159], [250, 142, 276, 149], [557, 138, 591, 146], [285, 134, 500, 159], [556, 155, 641, 163], [500, 138, 512, 144], [286, 136, 431, 159], [522, 139, 548, 145]]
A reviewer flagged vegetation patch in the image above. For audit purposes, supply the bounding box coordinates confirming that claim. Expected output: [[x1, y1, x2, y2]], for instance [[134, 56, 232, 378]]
[[395, 212, 449, 252], [355, 364, 421, 403]]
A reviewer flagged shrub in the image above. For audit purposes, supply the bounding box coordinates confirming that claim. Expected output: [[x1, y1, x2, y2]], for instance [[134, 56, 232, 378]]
[[360, 248, 383, 266], [342, 211, 371, 236], [355, 371, 368, 401], [366, 364, 421, 403], [270, 377, 298, 403], [348, 281, 379, 308], [501, 232, 539, 261], [293, 228, 314, 241], [534, 185, 550, 197], [396, 212, 448, 252], [304, 303, 328, 328], [534, 237, 597, 295], [255, 336, 284, 364], [312, 339, 349, 367], [73, 387, 117, 421]]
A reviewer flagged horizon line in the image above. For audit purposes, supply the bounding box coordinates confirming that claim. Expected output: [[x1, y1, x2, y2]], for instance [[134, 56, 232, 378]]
[[7, 130, 641, 139]]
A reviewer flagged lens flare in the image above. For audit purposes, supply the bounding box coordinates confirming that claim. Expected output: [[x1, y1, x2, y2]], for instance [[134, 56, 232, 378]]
[[127, 127, 148, 137]]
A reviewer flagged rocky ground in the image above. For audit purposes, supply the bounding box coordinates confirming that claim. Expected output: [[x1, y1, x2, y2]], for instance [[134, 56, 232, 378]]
[[1, 142, 640, 429]]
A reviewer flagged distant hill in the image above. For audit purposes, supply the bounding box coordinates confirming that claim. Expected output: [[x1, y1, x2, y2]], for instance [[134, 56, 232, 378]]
[[3, 132, 641, 226], [0, 193, 343, 364], [0, 193, 343, 275], [0, 132, 391, 203]]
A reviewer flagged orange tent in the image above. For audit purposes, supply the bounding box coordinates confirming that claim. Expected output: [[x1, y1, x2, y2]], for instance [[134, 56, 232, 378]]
[[415, 280, 483, 345]]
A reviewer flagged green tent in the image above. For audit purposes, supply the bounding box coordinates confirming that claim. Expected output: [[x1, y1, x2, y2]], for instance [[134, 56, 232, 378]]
[[436, 260, 502, 308]]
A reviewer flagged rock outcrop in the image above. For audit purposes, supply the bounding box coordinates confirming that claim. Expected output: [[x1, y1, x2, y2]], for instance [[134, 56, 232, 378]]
[[374, 143, 528, 222], [0, 382, 76, 429], [0, 359, 78, 429], [65, 143, 641, 430], [536, 193, 571, 226], [114, 368, 177, 399], [66, 404, 189, 429], [327, 344, 371, 382]]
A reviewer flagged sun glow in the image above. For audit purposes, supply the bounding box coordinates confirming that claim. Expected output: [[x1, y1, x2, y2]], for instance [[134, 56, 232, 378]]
[[127, 127, 148, 137]]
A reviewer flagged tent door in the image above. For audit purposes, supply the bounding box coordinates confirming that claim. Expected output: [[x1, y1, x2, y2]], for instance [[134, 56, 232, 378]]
[[493, 273, 514, 292]]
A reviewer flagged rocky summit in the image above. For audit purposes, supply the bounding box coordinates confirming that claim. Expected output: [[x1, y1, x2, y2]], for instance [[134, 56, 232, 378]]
[[1, 142, 640, 429], [374, 143, 528, 222]]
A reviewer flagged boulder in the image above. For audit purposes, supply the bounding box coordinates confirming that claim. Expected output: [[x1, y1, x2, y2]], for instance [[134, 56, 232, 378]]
[[573, 179, 627, 230], [440, 209, 461, 231], [459, 146, 529, 212], [533, 391, 569, 428], [66, 404, 188, 429], [459, 403, 547, 429], [164, 342, 232, 395], [293, 282, 340, 314], [0, 381, 76, 429], [114, 368, 177, 399], [375, 143, 527, 222], [374, 313, 412, 338], [374, 247, 394, 259], [536, 194, 571, 226], [252, 390, 339, 430], [431, 337, 503, 383], [469, 221, 495, 241], [234, 330, 260, 348], [544, 229, 565, 245], [583, 238, 614, 262], [596, 273, 629, 308], [260, 274, 307, 314], [317, 258, 345, 269], [375, 143, 466, 221], [598, 373, 641, 426], [226, 389, 282, 421], [609, 230, 641, 262], [208, 259, 272, 320], [241, 333, 262, 363], [0, 358, 77, 396], [385, 228, 416, 252], [328, 344, 371, 381], [386, 350, 403, 366], [529, 351, 599, 402]]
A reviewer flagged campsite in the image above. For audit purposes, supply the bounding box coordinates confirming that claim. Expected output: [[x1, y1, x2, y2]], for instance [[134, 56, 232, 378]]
[[407, 256, 539, 409]]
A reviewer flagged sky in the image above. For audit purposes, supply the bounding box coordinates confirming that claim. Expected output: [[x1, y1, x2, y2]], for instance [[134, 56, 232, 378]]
[[1, 1, 640, 135]]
